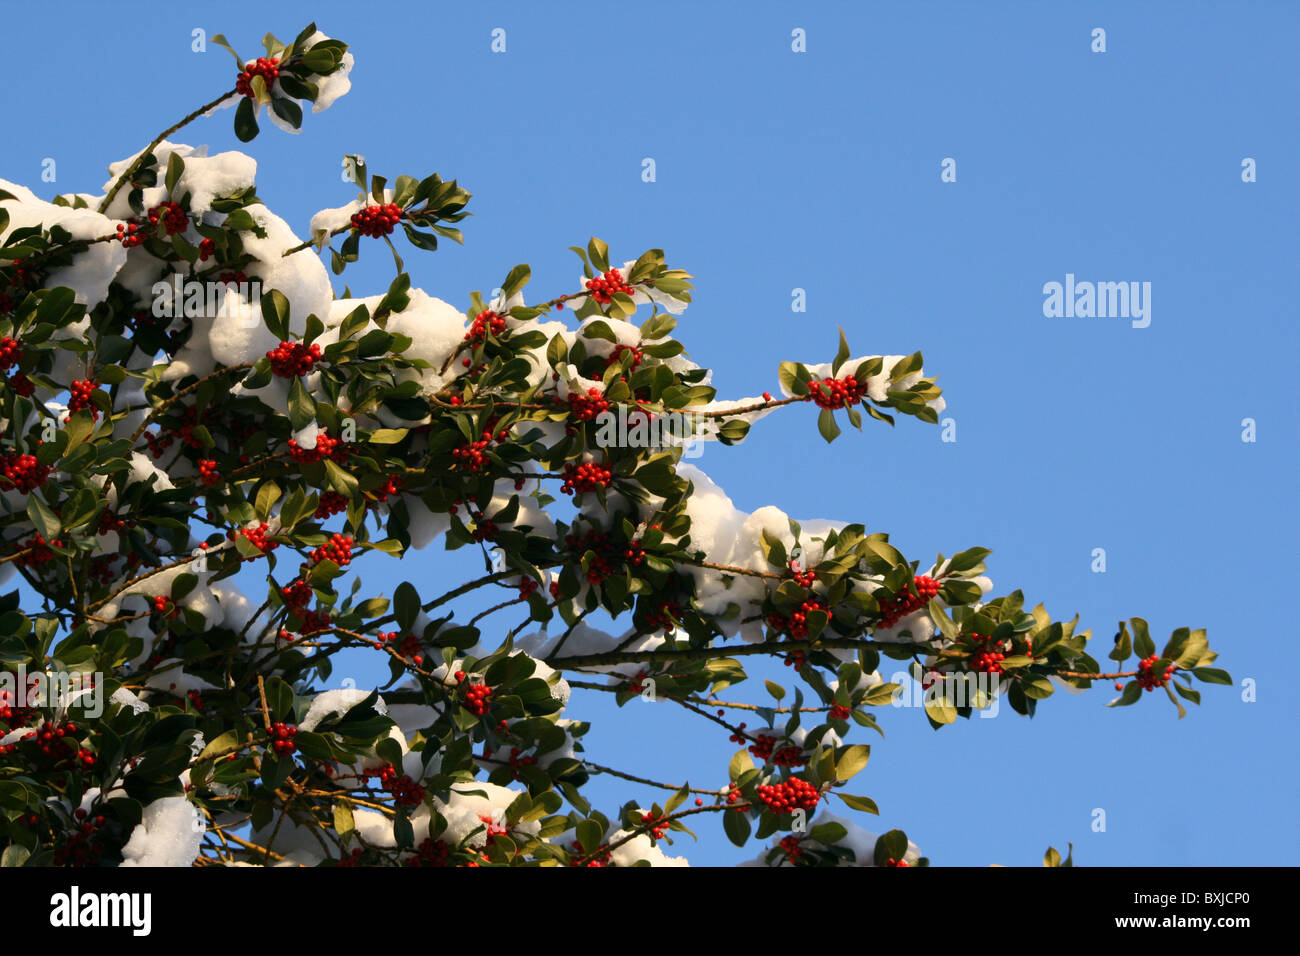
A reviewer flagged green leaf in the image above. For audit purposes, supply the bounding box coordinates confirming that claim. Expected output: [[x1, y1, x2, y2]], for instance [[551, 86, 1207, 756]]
[[924, 694, 957, 725], [26, 496, 60, 540], [165, 152, 185, 195], [723, 808, 751, 847], [1131, 617, 1156, 659], [234, 96, 259, 142], [394, 581, 420, 632], [838, 793, 880, 814], [1108, 681, 1143, 707], [587, 238, 610, 274], [873, 828, 909, 866], [763, 680, 785, 701], [333, 801, 355, 838], [1109, 621, 1132, 662], [831, 327, 851, 375], [1191, 667, 1232, 685], [261, 288, 290, 340], [817, 408, 841, 443], [287, 377, 316, 430], [835, 744, 871, 781], [198, 729, 242, 760]]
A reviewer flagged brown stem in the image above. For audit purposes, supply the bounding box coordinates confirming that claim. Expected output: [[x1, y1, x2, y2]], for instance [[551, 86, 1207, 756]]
[[98, 88, 240, 215]]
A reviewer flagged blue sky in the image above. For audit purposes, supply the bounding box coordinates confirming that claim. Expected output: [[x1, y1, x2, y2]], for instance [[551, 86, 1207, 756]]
[[4, 0, 1296, 865]]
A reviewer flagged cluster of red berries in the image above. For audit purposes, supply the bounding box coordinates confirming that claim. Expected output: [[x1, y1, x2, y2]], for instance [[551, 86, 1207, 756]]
[[351, 203, 405, 237], [67, 379, 99, 419], [756, 778, 821, 815], [288, 432, 347, 464], [451, 433, 495, 472], [455, 671, 493, 716], [268, 721, 297, 757], [779, 835, 804, 861], [267, 340, 323, 377], [644, 599, 682, 633], [569, 843, 612, 866], [310, 533, 354, 568], [723, 783, 746, 813], [563, 529, 620, 585], [114, 221, 146, 247], [506, 746, 539, 778], [0, 679, 39, 726], [281, 579, 313, 609], [0, 452, 50, 493], [639, 811, 670, 840], [218, 270, 248, 286], [149, 202, 189, 236], [16, 533, 61, 568], [375, 631, 424, 665], [809, 375, 869, 410], [828, 704, 851, 722], [198, 459, 220, 487], [584, 267, 635, 304], [378, 763, 425, 806], [883, 857, 911, 867], [470, 518, 499, 543], [561, 460, 613, 496], [5, 371, 34, 396], [1137, 654, 1176, 691], [369, 474, 402, 502], [968, 633, 1007, 674], [606, 344, 644, 369], [53, 809, 108, 867], [876, 575, 942, 629], [749, 734, 806, 767], [236, 57, 280, 97], [23, 721, 79, 759], [465, 309, 506, 345], [236, 521, 278, 553], [787, 560, 817, 588], [0, 336, 20, 370], [315, 490, 349, 519], [565, 387, 610, 422], [405, 838, 451, 867], [198, 238, 216, 261], [767, 598, 828, 640]]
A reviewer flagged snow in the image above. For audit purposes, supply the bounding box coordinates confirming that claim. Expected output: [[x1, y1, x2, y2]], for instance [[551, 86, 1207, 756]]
[[309, 198, 364, 244], [298, 688, 389, 731], [434, 782, 537, 848], [206, 202, 332, 367], [0, 179, 126, 307], [100, 142, 257, 217], [606, 829, 690, 867], [119, 796, 205, 867]]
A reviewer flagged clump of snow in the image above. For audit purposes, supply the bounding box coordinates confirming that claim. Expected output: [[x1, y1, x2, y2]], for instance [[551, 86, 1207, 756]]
[[606, 829, 690, 867], [435, 782, 536, 848], [309, 198, 364, 244], [298, 688, 389, 731], [0, 179, 125, 307], [119, 796, 205, 867]]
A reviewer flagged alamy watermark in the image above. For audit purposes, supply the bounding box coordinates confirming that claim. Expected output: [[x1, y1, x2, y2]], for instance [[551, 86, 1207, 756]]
[[151, 272, 263, 327], [1042, 273, 1151, 328], [0, 665, 103, 718]]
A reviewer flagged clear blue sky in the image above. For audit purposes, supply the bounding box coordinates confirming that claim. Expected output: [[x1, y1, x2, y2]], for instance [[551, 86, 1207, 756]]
[[4, 0, 1296, 865]]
